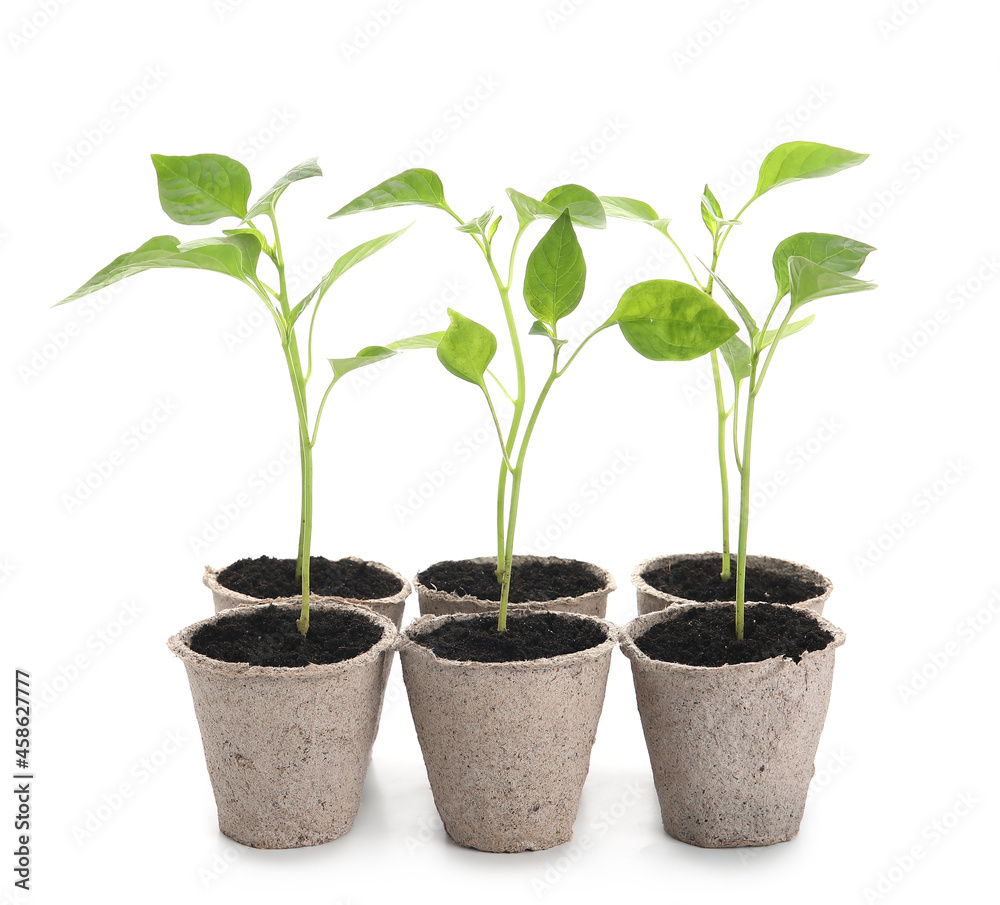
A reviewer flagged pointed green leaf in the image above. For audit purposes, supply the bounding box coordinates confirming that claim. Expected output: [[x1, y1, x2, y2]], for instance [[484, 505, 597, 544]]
[[55, 234, 258, 306], [245, 157, 322, 221], [329, 169, 447, 219], [541, 184, 606, 228], [388, 331, 444, 350], [176, 232, 262, 281], [436, 309, 496, 387], [293, 225, 411, 321], [753, 142, 868, 201], [772, 232, 876, 299], [701, 184, 723, 238], [757, 315, 815, 351], [505, 188, 562, 228], [523, 210, 586, 330], [703, 266, 757, 336], [330, 346, 399, 382], [329, 332, 445, 382], [788, 256, 878, 311], [600, 195, 673, 238], [719, 335, 751, 383], [529, 319, 554, 337], [607, 279, 738, 361], [487, 215, 501, 243], [456, 207, 494, 235], [151, 154, 251, 225]]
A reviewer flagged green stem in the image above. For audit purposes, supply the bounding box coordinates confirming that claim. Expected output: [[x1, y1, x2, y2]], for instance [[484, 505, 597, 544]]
[[711, 350, 731, 580], [736, 355, 759, 641], [497, 351, 561, 631], [753, 307, 793, 396]]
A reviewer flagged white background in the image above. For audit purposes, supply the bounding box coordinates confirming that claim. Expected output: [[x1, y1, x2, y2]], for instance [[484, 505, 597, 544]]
[[1, 0, 994, 902]]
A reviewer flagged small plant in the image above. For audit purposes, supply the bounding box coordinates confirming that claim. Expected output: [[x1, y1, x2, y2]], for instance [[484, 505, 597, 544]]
[[56, 153, 434, 635], [331, 172, 738, 631], [607, 141, 876, 637]]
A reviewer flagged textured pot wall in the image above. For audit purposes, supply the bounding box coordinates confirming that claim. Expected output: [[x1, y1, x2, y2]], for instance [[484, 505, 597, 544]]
[[414, 555, 615, 618], [169, 602, 397, 849], [204, 556, 411, 629], [620, 602, 846, 848], [398, 611, 617, 852], [632, 552, 832, 617]]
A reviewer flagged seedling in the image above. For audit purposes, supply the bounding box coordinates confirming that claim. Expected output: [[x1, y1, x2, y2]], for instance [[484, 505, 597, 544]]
[[56, 153, 433, 635], [606, 142, 876, 637], [331, 172, 738, 631]]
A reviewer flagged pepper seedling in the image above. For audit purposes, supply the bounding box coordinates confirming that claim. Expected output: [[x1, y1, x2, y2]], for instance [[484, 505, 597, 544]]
[[331, 172, 739, 631], [604, 142, 877, 638], [55, 153, 436, 635]]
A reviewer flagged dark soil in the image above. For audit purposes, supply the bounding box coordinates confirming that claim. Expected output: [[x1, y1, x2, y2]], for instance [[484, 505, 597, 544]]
[[635, 603, 833, 667], [643, 555, 825, 604], [417, 558, 604, 603], [417, 611, 607, 663], [217, 555, 403, 600], [189, 604, 383, 667]]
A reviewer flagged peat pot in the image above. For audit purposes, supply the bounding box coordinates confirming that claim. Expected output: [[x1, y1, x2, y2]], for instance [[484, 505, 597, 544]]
[[204, 555, 411, 628], [632, 552, 832, 617], [398, 609, 617, 852], [169, 601, 396, 849], [414, 555, 615, 618], [619, 601, 846, 847]]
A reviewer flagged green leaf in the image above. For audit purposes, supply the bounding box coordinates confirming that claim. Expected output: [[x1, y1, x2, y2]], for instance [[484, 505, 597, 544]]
[[607, 279, 739, 361], [703, 266, 757, 336], [329, 169, 447, 219], [753, 141, 868, 201], [600, 195, 672, 238], [245, 157, 322, 220], [456, 207, 494, 235], [529, 319, 554, 338], [487, 215, 501, 243], [505, 188, 562, 229], [436, 309, 496, 387], [293, 225, 411, 321], [329, 331, 445, 382], [151, 154, 251, 225], [701, 184, 723, 238], [55, 234, 258, 305], [719, 335, 751, 383], [788, 256, 878, 311], [177, 232, 262, 281], [772, 232, 876, 299], [330, 345, 398, 382], [523, 210, 586, 330], [388, 331, 444, 350], [757, 315, 815, 351], [540, 184, 606, 228]]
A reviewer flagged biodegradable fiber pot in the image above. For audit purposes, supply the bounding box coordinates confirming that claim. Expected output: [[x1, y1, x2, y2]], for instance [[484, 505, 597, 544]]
[[632, 552, 832, 617], [204, 555, 411, 628], [168, 601, 396, 849], [397, 611, 617, 852], [619, 602, 846, 848], [414, 555, 615, 618]]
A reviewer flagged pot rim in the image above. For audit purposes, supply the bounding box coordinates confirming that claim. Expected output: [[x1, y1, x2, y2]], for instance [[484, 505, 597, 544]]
[[618, 600, 845, 676], [204, 554, 412, 608], [413, 554, 616, 612], [397, 608, 618, 670], [631, 551, 832, 607], [168, 600, 397, 679]]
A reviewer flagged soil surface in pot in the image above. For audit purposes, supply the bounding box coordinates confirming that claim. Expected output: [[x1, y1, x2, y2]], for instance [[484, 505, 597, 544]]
[[217, 555, 403, 600], [644, 556, 824, 604], [418, 612, 606, 662], [189, 605, 383, 667], [635, 603, 833, 667], [418, 558, 603, 603]]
